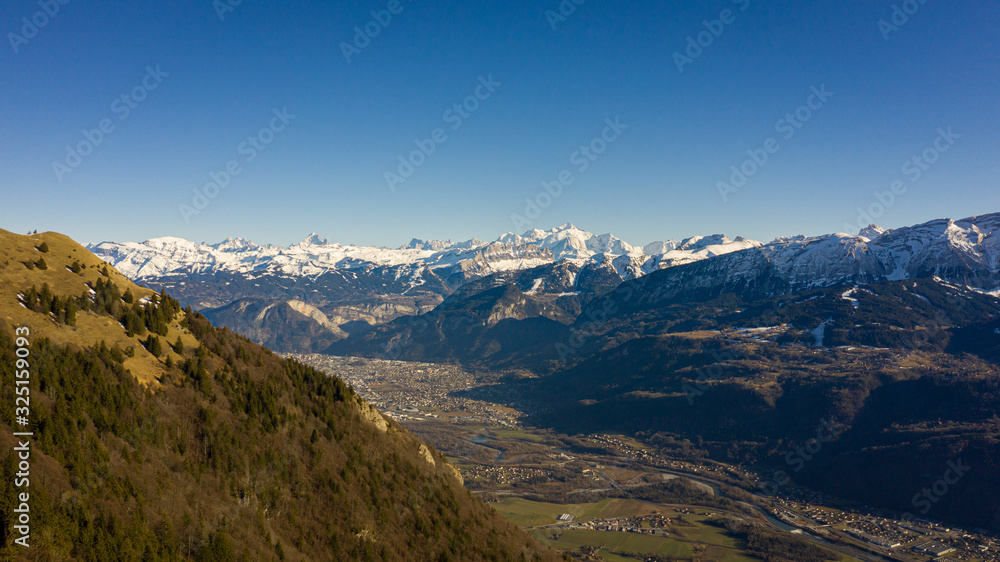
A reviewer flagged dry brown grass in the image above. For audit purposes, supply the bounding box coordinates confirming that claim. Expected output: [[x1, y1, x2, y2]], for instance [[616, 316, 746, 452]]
[[0, 228, 200, 385]]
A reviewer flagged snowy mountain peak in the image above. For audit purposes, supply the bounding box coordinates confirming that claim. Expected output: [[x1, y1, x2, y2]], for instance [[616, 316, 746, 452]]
[[212, 237, 261, 252], [401, 238, 451, 251], [494, 224, 648, 260], [859, 224, 886, 240], [299, 233, 330, 246], [144, 236, 198, 249], [399, 238, 486, 251], [677, 234, 731, 251], [653, 234, 761, 269], [642, 241, 681, 255]]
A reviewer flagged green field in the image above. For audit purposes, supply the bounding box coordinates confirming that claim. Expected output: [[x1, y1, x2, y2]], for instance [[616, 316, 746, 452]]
[[529, 529, 702, 560], [528, 526, 759, 561], [493, 497, 663, 527], [490, 427, 548, 442]]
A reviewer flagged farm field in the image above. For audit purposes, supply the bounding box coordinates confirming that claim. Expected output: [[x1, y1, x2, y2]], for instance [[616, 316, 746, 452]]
[[493, 497, 663, 527]]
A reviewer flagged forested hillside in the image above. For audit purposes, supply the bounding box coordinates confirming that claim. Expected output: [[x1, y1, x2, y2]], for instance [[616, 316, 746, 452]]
[[0, 229, 558, 561]]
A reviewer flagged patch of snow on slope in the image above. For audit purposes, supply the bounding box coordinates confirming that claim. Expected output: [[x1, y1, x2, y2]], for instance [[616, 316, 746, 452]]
[[842, 288, 860, 308], [811, 321, 828, 347], [524, 278, 544, 295]]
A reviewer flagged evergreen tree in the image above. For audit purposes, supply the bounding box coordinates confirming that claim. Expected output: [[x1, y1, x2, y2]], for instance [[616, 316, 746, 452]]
[[146, 336, 163, 357], [39, 284, 54, 313], [21, 285, 38, 311], [198, 529, 235, 561], [65, 299, 77, 327], [52, 295, 65, 323]]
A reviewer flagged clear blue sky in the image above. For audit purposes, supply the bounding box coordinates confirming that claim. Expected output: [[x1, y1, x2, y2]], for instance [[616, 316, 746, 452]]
[[2, 0, 998, 247]]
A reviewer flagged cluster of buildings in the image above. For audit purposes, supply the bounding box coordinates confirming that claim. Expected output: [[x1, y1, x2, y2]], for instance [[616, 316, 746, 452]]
[[465, 464, 551, 485], [288, 354, 522, 428], [589, 434, 758, 486], [844, 527, 903, 549], [590, 435, 658, 463], [561, 513, 671, 536], [770, 498, 999, 561]]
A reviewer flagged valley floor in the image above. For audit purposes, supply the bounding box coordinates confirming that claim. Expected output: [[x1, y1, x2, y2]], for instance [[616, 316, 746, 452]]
[[290, 354, 1000, 562]]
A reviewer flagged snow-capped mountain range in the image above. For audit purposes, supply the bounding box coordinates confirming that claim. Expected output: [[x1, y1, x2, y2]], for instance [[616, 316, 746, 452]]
[[329, 212, 1000, 365], [763, 213, 1000, 289], [581, 212, 1000, 314], [87, 223, 757, 282], [85, 214, 1000, 354], [89, 213, 1000, 294]]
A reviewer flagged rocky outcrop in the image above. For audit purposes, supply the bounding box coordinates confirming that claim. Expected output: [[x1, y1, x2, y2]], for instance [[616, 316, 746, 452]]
[[356, 398, 388, 433], [417, 444, 435, 467]]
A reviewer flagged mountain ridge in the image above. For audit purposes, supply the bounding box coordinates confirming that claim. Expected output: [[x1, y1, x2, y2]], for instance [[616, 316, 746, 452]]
[[88, 213, 1000, 356], [331, 212, 1000, 361], [87, 223, 758, 281]]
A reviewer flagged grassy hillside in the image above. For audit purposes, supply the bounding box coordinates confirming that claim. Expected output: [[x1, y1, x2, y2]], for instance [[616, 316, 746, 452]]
[[0, 229, 559, 561], [0, 229, 200, 386]]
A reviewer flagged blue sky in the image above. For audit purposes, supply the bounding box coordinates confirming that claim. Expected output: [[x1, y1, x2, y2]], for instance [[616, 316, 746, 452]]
[[2, 0, 998, 248]]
